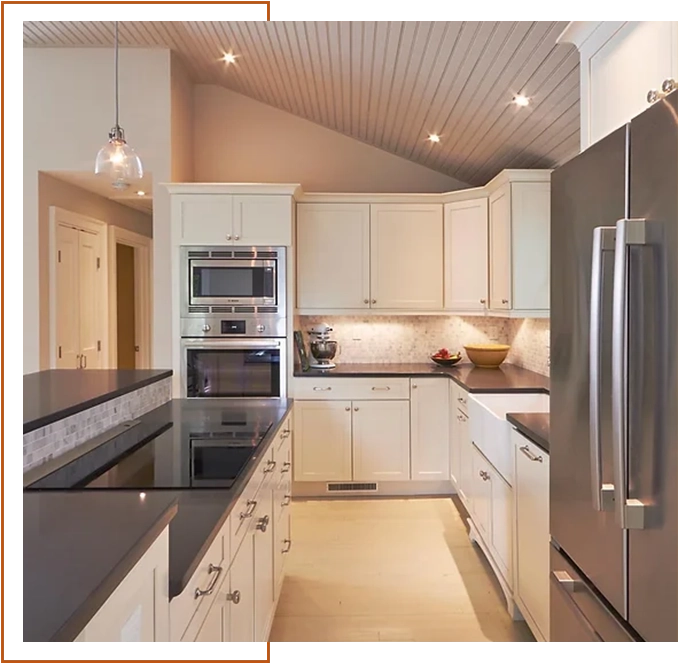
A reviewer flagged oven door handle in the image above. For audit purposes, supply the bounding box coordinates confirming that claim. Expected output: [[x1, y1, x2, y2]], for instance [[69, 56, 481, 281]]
[[181, 339, 282, 350]]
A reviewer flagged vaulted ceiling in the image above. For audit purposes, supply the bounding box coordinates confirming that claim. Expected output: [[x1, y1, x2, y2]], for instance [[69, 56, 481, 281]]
[[24, 21, 580, 186]]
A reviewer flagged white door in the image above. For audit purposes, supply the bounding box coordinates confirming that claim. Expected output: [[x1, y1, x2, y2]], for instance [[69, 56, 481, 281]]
[[194, 592, 226, 642], [233, 195, 292, 246], [253, 480, 274, 642], [352, 400, 410, 481], [370, 204, 443, 309], [449, 385, 462, 487], [470, 446, 491, 539], [55, 224, 80, 368], [174, 195, 234, 244], [410, 378, 450, 481], [444, 199, 488, 311], [488, 463, 513, 587], [489, 184, 512, 310], [514, 432, 550, 640], [228, 532, 254, 642], [78, 229, 103, 369], [296, 204, 370, 310], [294, 401, 352, 481]]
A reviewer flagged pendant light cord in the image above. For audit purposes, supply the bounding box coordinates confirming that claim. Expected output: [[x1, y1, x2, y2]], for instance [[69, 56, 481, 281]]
[[114, 20, 120, 129]]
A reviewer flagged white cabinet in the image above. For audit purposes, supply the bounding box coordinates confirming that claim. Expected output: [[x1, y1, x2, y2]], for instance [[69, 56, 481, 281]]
[[253, 474, 275, 642], [171, 192, 293, 246], [228, 532, 255, 642], [370, 204, 443, 309], [294, 401, 352, 482], [513, 430, 550, 641], [353, 400, 410, 481], [77, 527, 169, 642], [194, 591, 227, 642], [449, 384, 461, 487], [410, 378, 450, 481], [470, 446, 492, 539], [488, 463, 513, 586], [457, 409, 473, 506], [296, 203, 370, 309], [444, 199, 488, 312], [487, 176, 550, 315]]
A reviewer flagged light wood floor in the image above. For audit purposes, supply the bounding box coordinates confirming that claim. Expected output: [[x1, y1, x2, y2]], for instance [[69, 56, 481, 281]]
[[270, 497, 534, 642]]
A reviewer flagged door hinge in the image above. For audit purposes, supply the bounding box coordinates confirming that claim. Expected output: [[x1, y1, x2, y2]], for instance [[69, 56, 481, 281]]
[[96, 257, 101, 269], [58, 346, 62, 359], [97, 340, 101, 352]]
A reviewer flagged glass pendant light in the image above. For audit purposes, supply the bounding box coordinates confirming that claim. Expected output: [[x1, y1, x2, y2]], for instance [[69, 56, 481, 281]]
[[94, 21, 143, 190]]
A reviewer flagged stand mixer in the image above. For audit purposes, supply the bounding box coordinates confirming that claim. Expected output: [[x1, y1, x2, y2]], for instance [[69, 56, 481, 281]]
[[308, 323, 338, 369]]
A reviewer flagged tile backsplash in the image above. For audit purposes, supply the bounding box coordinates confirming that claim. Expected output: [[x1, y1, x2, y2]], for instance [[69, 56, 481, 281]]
[[23, 377, 172, 472], [297, 316, 550, 376]]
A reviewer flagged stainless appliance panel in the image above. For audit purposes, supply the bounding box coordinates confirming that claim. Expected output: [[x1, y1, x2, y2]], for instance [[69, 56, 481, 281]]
[[180, 316, 287, 338], [550, 545, 636, 642], [626, 88, 678, 641], [550, 125, 628, 622]]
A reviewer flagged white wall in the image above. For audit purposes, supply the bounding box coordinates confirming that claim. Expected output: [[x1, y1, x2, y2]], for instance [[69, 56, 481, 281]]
[[24, 48, 172, 374], [193, 85, 468, 193]]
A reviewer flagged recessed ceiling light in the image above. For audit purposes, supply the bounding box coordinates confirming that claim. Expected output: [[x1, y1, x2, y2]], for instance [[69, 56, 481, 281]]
[[222, 52, 237, 65], [427, 133, 441, 144], [139, 492, 146, 500], [513, 94, 530, 107], [136, 190, 146, 196]]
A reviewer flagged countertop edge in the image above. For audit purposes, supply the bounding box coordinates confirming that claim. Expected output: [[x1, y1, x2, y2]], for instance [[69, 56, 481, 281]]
[[170, 399, 294, 598], [24, 370, 173, 434], [506, 414, 550, 455], [52, 499, 179, 642]]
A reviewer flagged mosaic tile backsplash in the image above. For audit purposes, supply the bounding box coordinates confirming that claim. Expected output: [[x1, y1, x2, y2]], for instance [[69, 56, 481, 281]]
[[298, 316, 550, 376], [23, 377, 172, 472]]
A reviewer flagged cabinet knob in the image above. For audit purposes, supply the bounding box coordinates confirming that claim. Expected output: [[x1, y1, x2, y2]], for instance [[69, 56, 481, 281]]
[[412, 384, 417, 389], [226, 234, 232, 240], [479, 470, 490, 481], [226, 589, 241, 604], [364, 299, 369, 304], [480, 298, 486, 304], [234, 234, 240, 241], [256, 514, 270, 532], [371, 299, 377, 304], [502, 299, 509, 304], [354, 407, 360, 412], [345, 406, 351, 411], [662, 78, 676, 94]]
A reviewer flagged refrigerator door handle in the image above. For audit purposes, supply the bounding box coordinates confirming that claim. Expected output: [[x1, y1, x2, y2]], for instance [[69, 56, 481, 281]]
[[612, 218, 650, 530], [589, 227, 616, 511]]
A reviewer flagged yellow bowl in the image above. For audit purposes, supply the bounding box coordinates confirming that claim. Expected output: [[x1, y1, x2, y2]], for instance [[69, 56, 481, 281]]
[[464, 344, 510, 369]]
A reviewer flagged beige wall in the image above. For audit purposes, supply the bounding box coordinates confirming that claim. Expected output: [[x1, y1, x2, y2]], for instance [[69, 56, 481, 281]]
[[193, 85, 468, 193], [37, 173, 152, 369], [170, 52, 195, 183]]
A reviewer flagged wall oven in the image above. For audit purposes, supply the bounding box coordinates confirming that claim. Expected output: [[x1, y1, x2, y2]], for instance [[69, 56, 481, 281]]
[[181, 246, 286, 315], [181, 338, 286, 399]]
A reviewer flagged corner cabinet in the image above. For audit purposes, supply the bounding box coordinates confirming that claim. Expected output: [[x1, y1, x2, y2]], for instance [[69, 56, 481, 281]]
[[488, 173, 551, 316]]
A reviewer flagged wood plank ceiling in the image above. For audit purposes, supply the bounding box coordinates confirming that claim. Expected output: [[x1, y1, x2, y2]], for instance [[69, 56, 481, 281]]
[[24, 21, 580, 186]]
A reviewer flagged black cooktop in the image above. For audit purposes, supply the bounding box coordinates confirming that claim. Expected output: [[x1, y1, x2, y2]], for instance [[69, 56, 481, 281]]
[[26, 404, 276, 491]]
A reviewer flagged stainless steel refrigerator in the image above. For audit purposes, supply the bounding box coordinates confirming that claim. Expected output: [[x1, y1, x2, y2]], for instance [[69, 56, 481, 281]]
[[550, 89, 678, 642]]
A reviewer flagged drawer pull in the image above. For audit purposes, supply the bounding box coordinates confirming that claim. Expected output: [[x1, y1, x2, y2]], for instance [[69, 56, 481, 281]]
[[226, 589, 241, 604], [281, 461, 291, 473], [371, 386, 391, 391], [256, 515, 270, 532], [264, 460, 277, 473], [479, 470, 490, 481], [194, 564, 223, 599], [282, 539, 292, 554], [519, 445, 543, 463], [281, 429, 291, 439], [552, 570, 582, 593], [313, 386, 332, 391], [281, 494, 291, 507], [457, 415, 464, 421], [240, 499, 257, 520]]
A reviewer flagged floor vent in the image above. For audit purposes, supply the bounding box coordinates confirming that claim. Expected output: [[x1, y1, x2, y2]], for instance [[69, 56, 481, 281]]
[[327, 482, 378, 492]]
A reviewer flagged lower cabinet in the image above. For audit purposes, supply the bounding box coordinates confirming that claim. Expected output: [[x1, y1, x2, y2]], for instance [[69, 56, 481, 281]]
[[457, 409, 472, 506], [470, 446, 492, 539], [410, 378, 450, 480], [488, 463, 513, 585], [228, 532, 255, 642], [195, 585, 228, 642], [253, 475, 275, 642]]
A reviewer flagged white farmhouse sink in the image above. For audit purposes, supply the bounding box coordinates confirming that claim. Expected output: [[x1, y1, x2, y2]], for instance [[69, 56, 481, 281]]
[[468, 393, 549, 485]]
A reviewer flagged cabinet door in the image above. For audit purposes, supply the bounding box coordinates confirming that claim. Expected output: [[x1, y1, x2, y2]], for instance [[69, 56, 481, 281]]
[[228, 532, 254, 642], [294, 401, 352, 481], [489, 185, 512, 310], [470, 446, 491, 539], [173, 195, 233, 244], [233, 195, 292, 246], [457, 411, 473, 506], [444, 199, 488, 311], [449, 386, 461, 487], [194, 593, 226, 642], [410, 378, 450, 481], [514, 433, 550, 640], [55, 224, 80, 368], [78, 229, 104, 369], [274, 481, 291, 597], [370, 204, 443, 309], [352, 400, 410, 481], [488, 463, 513, 587], [253, 479, 275, 642], [296, 203, 370, 309]]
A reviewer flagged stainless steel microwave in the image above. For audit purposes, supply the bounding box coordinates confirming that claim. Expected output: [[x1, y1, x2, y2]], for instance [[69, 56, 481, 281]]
[[181, 246, 286, 315]]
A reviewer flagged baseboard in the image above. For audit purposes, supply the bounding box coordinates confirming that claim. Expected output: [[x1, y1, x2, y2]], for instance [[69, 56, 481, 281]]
[[292, 480, 456, 498]]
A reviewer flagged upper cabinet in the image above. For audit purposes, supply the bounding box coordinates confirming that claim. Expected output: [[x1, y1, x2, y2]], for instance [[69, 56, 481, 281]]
[[296, 202, 443, 312], [444, 199, 488, 312], [167, 185, 297, 247], [487, 173, 551, 316], [559, 22, 678, 149]]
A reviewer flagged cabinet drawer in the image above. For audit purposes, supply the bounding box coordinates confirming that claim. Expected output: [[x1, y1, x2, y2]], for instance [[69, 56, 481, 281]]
[[452, 385, 469, 414], [275, 414, 292, 454], [170, 520, 227, 641], [294, 377, 410, 400]]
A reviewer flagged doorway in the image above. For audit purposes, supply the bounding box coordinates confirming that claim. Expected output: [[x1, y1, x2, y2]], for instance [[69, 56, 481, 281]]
[[116, 244, 137, 368]]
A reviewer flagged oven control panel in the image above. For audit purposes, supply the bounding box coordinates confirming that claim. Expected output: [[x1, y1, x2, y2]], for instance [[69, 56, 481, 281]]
[[180, 316, 286, 338]]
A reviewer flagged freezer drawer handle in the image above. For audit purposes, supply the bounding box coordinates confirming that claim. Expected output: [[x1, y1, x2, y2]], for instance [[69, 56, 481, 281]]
[[589, 226, 617, 512], [552, 570, 582, 593], [519, 445, 543, 463]]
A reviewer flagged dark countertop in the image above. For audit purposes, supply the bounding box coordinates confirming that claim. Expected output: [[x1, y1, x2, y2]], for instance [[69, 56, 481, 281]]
[[24, 491, 178, 642], [295, 362, 549, 394], [506, 412, 550, 454], [24, 369, 173, 434], [25, 398, 294, 607]]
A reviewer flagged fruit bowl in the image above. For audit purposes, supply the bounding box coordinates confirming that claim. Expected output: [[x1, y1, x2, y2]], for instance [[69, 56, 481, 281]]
[[464, 344, 510, 368], [431, 355, 463, 367]]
